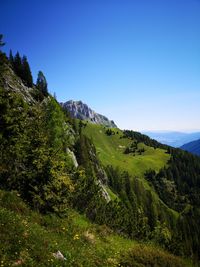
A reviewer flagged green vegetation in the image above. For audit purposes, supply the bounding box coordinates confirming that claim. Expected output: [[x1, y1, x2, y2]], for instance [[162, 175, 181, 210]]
[[36, 70, 48, 96], [0, 46, 200, 266], [83, 123, 169, 178], [0, 190, 190, 267], [0, 34, 5, 47], [9, 50, 33, 87]]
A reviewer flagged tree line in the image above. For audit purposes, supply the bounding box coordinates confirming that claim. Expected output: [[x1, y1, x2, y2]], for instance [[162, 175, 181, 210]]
[[1, 34, 48, 97]]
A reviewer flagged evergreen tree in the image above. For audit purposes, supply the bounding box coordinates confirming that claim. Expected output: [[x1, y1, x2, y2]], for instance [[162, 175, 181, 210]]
[[36, 71, 48, 96], [0, 34, 5, 48], [9, 50, 14, 66], [21, 56, 33, 87], [13, 51, 23, 78]]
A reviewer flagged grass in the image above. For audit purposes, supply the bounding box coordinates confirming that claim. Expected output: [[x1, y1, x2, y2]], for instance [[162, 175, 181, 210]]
[[83, 123, 180, 221], [0, 190, 192, 267], [105, 186, 119, 201], [83, 123, 169, 178]]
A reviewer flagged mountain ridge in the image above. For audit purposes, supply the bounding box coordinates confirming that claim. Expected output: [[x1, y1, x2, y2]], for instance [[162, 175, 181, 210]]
[[60, 100, 117, 128], [181, 139, 200, 156], [0, 49, 199, 266], [143, 131, 200, 147]]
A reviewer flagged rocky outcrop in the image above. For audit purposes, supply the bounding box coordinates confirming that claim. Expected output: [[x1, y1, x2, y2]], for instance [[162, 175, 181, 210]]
[[66, 148, 78, 168], [60, 100, 117, 128], [96, 179, 111, 203], [1, 65, 36, 104]]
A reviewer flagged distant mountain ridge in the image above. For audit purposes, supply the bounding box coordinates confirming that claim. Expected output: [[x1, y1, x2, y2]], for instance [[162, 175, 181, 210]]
[[181, 139, 200, 156], [60, 100, 117, 128], [143, 131, 200, 147]]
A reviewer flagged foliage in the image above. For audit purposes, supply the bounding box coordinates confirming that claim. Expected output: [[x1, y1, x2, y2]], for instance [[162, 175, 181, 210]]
[[0, 87, 74, 213], [145, 148, 200, 259], [123, 130, 168, 149], [0, 51, 200, 265], [8, 51, 33, 87], [0, 34, 5, 47], [0, 190, 191, 267], [105, 128, 115, 136], [119, 244, 188, 267], [83, 123, 169, 178], [21, 55, 33, 87], [36, 70, 48, 96], [0, 51, 8, 72]]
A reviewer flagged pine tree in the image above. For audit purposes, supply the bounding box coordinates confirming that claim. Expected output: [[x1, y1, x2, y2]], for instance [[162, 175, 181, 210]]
[[13, 51, 23, 78], [36, 71, 48, 96], [21, 56, 33, 87], [0, 34, 5, 48], [9, 50, 14, 66]]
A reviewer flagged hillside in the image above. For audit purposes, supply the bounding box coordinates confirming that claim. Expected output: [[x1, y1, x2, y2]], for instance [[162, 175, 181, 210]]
[[83, 124, 169, 178], [181, 139, 200, 156], [0, 190, 190, 267], [1, 50, 200, 266]]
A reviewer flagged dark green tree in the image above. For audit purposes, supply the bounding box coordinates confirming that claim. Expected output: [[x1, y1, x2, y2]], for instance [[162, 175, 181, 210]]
[[0, 34, 5, 48], [36, 71, 48, 96], [21, 56, 33, 87], [13, 51, 23, 78], [9, 50, 14, 66]]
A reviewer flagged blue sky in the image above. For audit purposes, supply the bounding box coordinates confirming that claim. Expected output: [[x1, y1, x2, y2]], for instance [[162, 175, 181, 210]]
[[1, 0, 200, 131]]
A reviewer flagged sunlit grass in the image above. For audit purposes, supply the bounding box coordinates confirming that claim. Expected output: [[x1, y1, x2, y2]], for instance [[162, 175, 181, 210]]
[[0, 190, 191, 267], [83, 123, 169, 178]]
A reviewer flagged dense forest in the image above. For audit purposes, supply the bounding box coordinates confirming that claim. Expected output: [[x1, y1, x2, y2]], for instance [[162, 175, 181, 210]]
[[1, 37, 200, 266]]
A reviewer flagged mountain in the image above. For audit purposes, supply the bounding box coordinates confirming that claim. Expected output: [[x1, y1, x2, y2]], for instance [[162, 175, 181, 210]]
[[143, 131, 200, 147], [1, 50, 199, 266], [181, 139, 200, 156], [60, 100, 117, 128]]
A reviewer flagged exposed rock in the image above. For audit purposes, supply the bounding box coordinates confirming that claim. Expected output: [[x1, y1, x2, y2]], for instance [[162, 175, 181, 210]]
[[96, 179, 111, 203], [66, 148, 78, 168], [52, 251, 66, 261], [1, 65, 36, 104], [13, 259, 25, 266], [83, 231, 95, 244], [60, 100, 117, 128]]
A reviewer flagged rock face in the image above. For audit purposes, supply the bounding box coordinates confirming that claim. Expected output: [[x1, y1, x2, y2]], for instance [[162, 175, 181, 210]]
[[61, 100, 117, 128], [1, 65, 36, 104]]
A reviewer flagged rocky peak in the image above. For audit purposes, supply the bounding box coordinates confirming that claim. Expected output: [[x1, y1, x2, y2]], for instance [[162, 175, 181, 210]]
[[60, 100, 117, 128]]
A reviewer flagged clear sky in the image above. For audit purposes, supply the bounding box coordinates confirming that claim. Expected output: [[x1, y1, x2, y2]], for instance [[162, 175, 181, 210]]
[[1, 0, 200, 131]]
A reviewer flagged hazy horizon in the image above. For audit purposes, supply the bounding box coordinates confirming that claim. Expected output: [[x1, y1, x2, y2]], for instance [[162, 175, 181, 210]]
[[1, 0, 200, 132]]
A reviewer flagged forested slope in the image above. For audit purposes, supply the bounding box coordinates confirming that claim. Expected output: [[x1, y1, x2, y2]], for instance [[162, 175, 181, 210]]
[[0, 49, 199, 266]]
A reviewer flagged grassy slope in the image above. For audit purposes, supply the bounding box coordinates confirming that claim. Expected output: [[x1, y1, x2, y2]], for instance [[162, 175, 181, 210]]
[[83, 123, 180, 219], [83, 124, 169, 178], [0, 190, 192, 267]]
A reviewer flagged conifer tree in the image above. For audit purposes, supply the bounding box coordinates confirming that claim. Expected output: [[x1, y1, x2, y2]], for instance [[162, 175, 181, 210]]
[[13, 51, 23, 78], [36, 71, 48, 96], [9, 50, 14, 66], [21, 55, 33, 87], [0, 34, 5, 48]]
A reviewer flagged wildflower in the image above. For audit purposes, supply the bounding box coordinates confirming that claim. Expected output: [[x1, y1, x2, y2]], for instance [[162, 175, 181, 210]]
[[73, 234, 79, 240]]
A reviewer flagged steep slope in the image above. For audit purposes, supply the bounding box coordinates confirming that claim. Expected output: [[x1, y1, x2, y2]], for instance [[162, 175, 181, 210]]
[[83, 123, 200, 262], [83, 124, 169, 178], [181, 139, 200, 156], [0, 55, 36, 104], [61, 100, 117, 128], [1, 50, 200, 266], [0, 190, 190, 267]]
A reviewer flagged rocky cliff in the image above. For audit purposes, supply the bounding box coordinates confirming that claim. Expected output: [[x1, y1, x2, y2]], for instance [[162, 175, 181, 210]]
[[60, 100, 117, 128]]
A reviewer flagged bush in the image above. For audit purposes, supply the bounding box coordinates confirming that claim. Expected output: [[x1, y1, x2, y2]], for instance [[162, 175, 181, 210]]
[[119, 244, 187, 267]]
